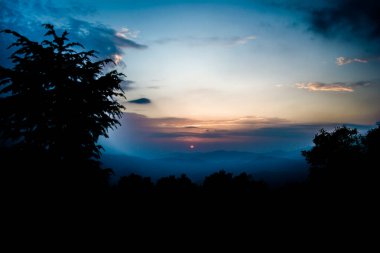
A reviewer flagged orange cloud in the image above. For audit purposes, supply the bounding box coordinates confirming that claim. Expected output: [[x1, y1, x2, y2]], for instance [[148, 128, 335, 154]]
[[295, 82, 354, 92], [113, 54, 123, 64]]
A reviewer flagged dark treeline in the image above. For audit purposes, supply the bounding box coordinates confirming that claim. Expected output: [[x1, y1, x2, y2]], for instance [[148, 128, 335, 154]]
[[115, 171, 267, 196]]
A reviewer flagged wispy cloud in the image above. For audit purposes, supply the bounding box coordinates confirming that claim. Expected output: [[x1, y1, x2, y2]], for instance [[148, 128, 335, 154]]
[[295, 81, 372, 92], [116, 27, 140, 39], [150, 115, 288, 131], [111, 113, 295, 146], [232, 35, 256, 45], [104, 113, 377, 155], [336, 57, 368, 65], [153, 35, 256, 47], [111, 113, 289, 142], [296, 82, 354, 92], [336, 56, 380, 66], [147, 85, 161, 89], [120, 80, 136, 91]]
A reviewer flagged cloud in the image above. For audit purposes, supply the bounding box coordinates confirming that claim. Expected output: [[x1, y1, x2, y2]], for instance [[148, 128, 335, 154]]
[[336, 56, 380, 65], [0, 0, 147, 67], [116, 27, 140, 39], [149, 131, 225, 139], [352, 81, 372, 87], [153, 35, 256, 47], [120, 80, 136, 91], [296, 82, 354, 92], [336, 57, 368, 66], [29, 0, 96, 17], [147, 85, 161, 89], [114, 30, 147, 49], [307, 0, 380, 41], [106, 113, 300, 150], [231, 35, 256, 45], [102, 112, 377, 155], [122, 113, 291, 142], [128, 98, 151, 104], [113, 54, 124, 64], [295, 81, 372, 92], [67, 18, 147, 55]]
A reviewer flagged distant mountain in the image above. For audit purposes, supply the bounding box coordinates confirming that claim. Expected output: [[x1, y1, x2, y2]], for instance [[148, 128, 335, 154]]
[[101, 150, 308, 186], [161, 150, 260, 160]]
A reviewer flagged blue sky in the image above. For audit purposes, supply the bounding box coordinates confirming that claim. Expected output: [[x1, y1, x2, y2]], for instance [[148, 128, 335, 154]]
[[1, 0, 379, 157]]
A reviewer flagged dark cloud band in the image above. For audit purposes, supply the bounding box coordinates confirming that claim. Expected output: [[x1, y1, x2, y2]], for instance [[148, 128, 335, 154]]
[[129, 98, 151, 104], [0, 0, 147, 67], [308, 0, 380, 41]]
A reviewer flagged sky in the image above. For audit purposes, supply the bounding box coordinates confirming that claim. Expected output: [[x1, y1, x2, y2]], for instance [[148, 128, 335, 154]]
[[1, 0, 380, 157]]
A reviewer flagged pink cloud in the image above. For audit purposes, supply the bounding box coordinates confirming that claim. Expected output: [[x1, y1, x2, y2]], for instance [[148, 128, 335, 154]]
[[295, 82, 354, 92]]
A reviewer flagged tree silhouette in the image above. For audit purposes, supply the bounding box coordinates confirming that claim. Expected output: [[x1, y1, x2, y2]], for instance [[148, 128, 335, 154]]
[[117, 173, 154, 195], [363, 125, 380, 158], [156, 174, 197, 194], [361, 125, 380, 192], [302, 126, 365, 192], [0, 24, 125, 162], [0, 25, 125, 192], [203, 170, 234, 194]]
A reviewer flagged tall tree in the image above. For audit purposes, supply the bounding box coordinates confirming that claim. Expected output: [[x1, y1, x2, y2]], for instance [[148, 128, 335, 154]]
[[0, 24, 125, 163]]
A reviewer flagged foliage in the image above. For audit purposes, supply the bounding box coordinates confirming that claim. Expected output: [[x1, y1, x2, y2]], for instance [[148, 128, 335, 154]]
[[302, 126, 362, 169], [302, 125, 379, 191], [0, 24, 125, 162]]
